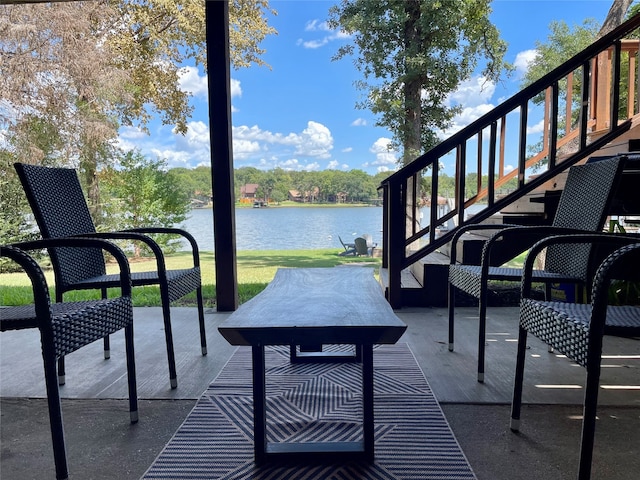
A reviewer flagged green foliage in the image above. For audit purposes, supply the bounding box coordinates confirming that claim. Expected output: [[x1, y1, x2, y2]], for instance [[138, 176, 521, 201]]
[[329, 0, 510, 163], [609, 280, 640, 305], [520, 19, 600, 113], [232, 166, 387, 204], [0, 249, 381, 307], [0, 151, 41, 272], [99, 150, 190, 256]]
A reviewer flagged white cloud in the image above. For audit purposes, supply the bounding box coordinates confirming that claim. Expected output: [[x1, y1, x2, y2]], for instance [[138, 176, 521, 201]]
[[447, 76, 495, 108], [178, 66, 208, 98], [231, 120, 333, 159], [299, 19, 350, 49], [527, 119, 545, 135], [295, 121, 333, 158], [514, 49, 538, 77], [120, 126, 147, 140], [233, 139, 262, 159], [438, 75, 497, 137], [327, 159, 349, 170], [368, 137, 398, 167], [342, 147, 353, 153], [276, 158, 321, 171], [305, 19, 331, 32], [351, 118, 367, 126], [119, 119, 336, 171], [178, 67, 242, 100], [230, 78, 242, 98], [442, 103, 495, 137]]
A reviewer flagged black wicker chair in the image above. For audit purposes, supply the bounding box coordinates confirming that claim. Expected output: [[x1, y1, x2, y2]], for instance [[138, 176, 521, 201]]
[[448, 155, 627, 382], [1, 239, 138, 480], [14, 162, 206, 389], [510, 235, 640, 480]]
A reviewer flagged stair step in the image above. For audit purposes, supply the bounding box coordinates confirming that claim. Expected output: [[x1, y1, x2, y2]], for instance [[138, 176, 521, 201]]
[[379, 267, 422, 289], [438, 232, 489, 265]]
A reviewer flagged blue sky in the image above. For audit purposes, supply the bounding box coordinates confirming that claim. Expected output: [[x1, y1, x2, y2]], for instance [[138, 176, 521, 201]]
[[118, 0, 617, 176]]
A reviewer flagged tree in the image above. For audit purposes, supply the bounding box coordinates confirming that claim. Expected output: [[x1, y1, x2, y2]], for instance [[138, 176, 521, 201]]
[[520, 1, 637, 160], [0, 0, 276, 236], [100, 151, 190, 257], [328, 0, 509, 165], [599, 0, 636, 36], [520, 19, 601, 91]]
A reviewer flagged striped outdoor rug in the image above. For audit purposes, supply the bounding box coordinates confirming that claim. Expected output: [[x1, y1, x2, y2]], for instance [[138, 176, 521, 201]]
[[142, 343, 476, 479]]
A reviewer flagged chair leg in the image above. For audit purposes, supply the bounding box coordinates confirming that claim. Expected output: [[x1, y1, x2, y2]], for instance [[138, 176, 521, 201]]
[[196, 286, 207, 356], [101, 289, 111, 359], [577, 347, 604, 479], [57, 357, 65, 386], [477, 283, 488, 383], [510, 326, 529, 432], [448, 282, 456, 352], [42, 345, 69, 479], [160, 285, 178, 389], [124, 324, 139, 424], [103, 336, 111, 360], [55, 291, 66, 386]]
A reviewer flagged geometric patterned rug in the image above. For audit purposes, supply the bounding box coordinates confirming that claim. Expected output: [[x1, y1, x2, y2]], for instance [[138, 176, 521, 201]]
[[141, 343, 476, 479]]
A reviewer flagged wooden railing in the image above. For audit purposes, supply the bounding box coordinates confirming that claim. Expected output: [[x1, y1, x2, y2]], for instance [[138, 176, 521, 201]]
[[380, 15, 640, 308]]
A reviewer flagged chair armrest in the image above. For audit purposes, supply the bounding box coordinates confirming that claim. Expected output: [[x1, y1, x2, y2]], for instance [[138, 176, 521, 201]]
[[520, 233, 640, 299], [6, 238, 132, 298], [449, 223, 519, 265], [124, 227, 200, 267], [479, 225, 611, 269], [64, 231, 169, 278], [1, 245, 52, 318], [590, 242, 640, 331]]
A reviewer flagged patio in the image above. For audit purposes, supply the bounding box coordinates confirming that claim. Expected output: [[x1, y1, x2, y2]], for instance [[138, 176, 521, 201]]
[[1, 304, 639, 479]]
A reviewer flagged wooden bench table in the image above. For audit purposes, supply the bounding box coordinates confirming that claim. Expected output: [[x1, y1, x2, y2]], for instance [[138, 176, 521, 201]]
[[218, 267, 407, 464]]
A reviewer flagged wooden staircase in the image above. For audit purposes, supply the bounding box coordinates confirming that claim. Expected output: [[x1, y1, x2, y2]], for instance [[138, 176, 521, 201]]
[[379, 15, 640, 308], [383, 144, 640, 307]]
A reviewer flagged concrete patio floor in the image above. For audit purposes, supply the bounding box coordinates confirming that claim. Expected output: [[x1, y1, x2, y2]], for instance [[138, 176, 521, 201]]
[[1, 305, 639, 479]]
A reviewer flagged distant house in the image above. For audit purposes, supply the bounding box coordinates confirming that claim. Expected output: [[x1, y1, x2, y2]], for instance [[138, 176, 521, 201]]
[[288, 187, 319, 203], [288, 189, 302, 202], [240, 183, 259, 200], [328, 192, 348, 203]]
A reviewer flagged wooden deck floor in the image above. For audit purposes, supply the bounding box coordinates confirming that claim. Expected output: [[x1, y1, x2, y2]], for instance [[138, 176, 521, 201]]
[[2, 305, 638, 405]]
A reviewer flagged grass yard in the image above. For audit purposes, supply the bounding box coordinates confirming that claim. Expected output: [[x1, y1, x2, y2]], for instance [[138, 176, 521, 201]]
[[0, 249, 382, 307]]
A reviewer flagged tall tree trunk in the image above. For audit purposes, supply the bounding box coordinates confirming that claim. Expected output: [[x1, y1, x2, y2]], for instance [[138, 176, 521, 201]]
[[599, 0, 633, 37], [403, 1, 423, 238], [402, 0, 422, 166]]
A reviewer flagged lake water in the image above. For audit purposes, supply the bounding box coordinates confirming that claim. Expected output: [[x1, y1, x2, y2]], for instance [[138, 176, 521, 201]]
[[178, 206, 384, 251], [179, 204, 487, 252]]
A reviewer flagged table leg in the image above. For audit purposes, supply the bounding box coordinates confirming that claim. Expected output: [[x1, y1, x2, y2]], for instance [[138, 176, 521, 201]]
[[252, 345, 267, 464], [362, 343, 374, 461]]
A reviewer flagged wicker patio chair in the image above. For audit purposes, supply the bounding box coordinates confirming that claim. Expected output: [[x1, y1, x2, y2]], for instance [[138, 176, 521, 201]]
[[448, 155, 627, 382], [510, 234, 640, 480], [1, 238, 138, 480], [14, 162, 206, 389]]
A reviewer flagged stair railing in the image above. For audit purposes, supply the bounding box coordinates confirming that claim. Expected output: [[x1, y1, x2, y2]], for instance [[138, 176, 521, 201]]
[[381, 15, 640, 307]]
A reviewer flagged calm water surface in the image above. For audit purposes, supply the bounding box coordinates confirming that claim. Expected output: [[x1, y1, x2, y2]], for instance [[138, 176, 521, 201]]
[[179, 206, 384, 251]]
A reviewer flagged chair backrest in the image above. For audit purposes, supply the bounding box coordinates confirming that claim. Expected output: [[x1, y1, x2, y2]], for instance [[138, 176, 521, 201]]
[[363, 234, 375, 248], [544, 156, 625, 279], [354, 237, 368, 255], [14, 163, 106, 290]]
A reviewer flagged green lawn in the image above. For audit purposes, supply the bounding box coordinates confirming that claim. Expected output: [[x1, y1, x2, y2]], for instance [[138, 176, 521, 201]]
[[0, 249, 381, 307]]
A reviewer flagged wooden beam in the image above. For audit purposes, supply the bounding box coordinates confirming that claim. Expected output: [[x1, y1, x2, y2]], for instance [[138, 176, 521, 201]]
[[206, 0, 238, 311]]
